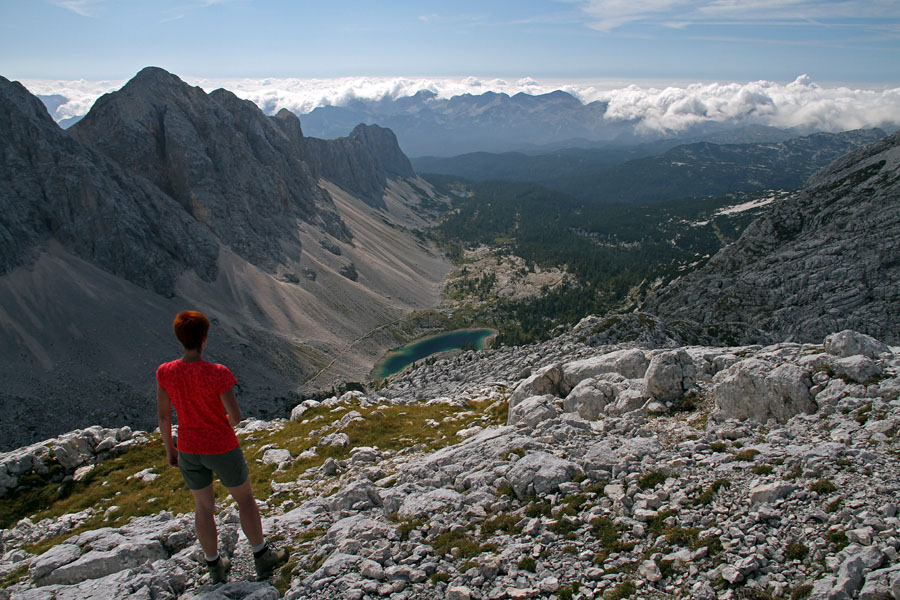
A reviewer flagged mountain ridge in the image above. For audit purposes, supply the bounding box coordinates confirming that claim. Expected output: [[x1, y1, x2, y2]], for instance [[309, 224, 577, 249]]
[[0, 68, 452, 450]]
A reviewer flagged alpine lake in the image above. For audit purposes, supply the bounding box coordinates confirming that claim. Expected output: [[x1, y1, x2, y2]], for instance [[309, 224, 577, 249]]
[[372, 328, 496, 379]]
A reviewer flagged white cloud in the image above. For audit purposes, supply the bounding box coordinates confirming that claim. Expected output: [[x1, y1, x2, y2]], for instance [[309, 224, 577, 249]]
[[18, 74, 900, 136], [49, 0, 102, 17], [574, 0, 900, 31]]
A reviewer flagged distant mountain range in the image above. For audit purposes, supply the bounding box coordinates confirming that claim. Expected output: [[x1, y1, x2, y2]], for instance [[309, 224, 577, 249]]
[[0, 67, 448, 450], [415, 129, 886, 204]]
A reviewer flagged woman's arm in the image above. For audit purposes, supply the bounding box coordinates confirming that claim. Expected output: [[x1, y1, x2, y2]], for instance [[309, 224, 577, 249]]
[[221, 387, 242, 428], [156, 386, 178, 467]]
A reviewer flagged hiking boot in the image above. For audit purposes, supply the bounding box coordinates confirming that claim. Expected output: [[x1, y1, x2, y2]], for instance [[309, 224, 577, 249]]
[[207, 555, 230, 584], [254, 545, 289, 580]]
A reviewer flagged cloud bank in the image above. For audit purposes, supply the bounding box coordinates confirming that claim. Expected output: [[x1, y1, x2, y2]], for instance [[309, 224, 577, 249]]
[[20, 74, 900, 136]]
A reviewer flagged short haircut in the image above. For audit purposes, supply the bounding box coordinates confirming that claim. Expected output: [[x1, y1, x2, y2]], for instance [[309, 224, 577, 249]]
[[173, 310, 210, 350]]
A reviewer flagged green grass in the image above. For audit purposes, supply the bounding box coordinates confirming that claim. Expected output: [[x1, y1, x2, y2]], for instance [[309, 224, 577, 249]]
[[638, 471, 666, 490], [825, 498, 843, 513], [481, 513, 522, 537], [751, 465, 774, 475], [692, 478, 731, 506], [16, 396, 507, 556], [605, 581, 636, 599], [517, 556, 536, 572], [429, 530, 490, 559], [430, 572, 451, 584], [525, 500, 553, 518], [785, 541, 808, 561], [826, 529, 850, 552], [809, 479, 837, 494], [733, 449, 760, 462], [0, 565, 29, 589], [709, 442, 727, 453]]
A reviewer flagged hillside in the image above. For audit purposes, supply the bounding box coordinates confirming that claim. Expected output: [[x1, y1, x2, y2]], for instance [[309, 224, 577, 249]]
[[0, 69, 452, 450], [415, 130, 885, 204], [0, 322, 897, 599], [642, 130, 900, 344]]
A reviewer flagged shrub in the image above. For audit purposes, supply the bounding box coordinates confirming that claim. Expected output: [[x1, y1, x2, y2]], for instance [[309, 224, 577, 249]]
[[809, 479, 837, 494], [692, 478, 731, 506], [733, 449, 760, 462], [605, 581, 636, 599], [638, 471, 666, 490], [481, 513, 522, 537], [785, 541, 809, 561]]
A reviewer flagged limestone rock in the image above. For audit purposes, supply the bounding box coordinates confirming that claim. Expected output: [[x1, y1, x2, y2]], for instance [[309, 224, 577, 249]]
[[505, 451, 581, 499], [644, 349, 696, 402], [713, 358, 815, 423], [507, 395, 558, 429], [825, 330, 892, 359]]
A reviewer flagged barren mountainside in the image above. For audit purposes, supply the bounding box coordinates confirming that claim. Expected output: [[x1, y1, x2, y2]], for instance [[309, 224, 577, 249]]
[[642, 130, 900, 344], [0, 68, 451, 451]]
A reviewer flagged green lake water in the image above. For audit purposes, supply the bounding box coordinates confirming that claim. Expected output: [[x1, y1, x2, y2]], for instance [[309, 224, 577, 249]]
[[372, 329, 495, 379]]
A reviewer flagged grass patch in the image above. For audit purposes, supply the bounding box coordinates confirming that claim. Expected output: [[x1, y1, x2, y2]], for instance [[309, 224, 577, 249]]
[[517, 556, 536, 572], [692, 478, 731, 506], [481, 513, 522, 537], [430, 571, 451, 584], [855, 402, 873, 425], [549, 517, 580, 536], [784, 466, 803, 480], [826, 529, 850, 552], [0, 564, 29, 589], [751, 465, 774, 475], [525, 501, 552, 518], [733, 449, 760, 462], [791, 584, 814, 599], [785, 541, 808, 561], [16, 396, 508, 556], [825, 498, 842, 513], [396, 519, 425, 541], [430, 530, 489, 559], [709, 442, 727, 453], [558, 582, 581, 600], [605, 581, 636, 599], [501, 447, 526, 460], [638, 471, 666, 490], [809, 479, 837, 494]]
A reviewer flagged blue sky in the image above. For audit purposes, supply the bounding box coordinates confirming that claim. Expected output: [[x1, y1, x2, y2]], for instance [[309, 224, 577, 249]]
[[1, 0, 899, 84]]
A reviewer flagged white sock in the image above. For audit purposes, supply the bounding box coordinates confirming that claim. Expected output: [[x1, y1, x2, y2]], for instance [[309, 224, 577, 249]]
[[205, 551, 220, 562], [252, 540, 268, 554]]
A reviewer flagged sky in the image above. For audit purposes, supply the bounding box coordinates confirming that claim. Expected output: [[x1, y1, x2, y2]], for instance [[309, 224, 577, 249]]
[[2, 0, 899, 83], [2, 0, 899, 135]]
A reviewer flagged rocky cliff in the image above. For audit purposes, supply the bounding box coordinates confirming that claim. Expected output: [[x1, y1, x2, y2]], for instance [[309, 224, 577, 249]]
[[642, 130, 900, 344], [0, 68, 452, 451], [1, 324, 897, 599]]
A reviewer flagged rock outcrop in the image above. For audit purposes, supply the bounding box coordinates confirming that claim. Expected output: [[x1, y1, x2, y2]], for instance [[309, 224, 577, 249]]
[[2, 324, 898, 600], [68, 66, 350, 269], [643, 130, 900, 345], [0, 74, 218, 296]]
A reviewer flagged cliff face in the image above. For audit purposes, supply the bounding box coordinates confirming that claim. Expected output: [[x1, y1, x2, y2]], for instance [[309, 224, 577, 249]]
[[0, 68, 452, 450], [0, 75, 218, 296], [68, 67, 350, 270], [304, 124, 415, 209], [642, 131, 900, 344]]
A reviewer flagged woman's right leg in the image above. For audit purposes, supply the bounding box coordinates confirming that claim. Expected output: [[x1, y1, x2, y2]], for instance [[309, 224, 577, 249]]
[[226, 479, 264, 547], [190, 484, 219, 557]]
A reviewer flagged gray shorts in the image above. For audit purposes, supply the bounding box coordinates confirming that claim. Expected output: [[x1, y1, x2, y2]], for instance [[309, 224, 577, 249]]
[[179, 446, 249, 490]]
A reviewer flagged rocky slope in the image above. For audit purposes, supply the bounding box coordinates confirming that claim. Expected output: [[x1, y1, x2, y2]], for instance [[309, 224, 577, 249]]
[[0, 68, 452, 450], [642, 130, 900, 345], [1, 324, 898, 600]]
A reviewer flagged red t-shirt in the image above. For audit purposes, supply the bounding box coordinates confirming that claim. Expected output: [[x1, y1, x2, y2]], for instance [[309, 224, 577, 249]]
[[156, 360, 239, 455]]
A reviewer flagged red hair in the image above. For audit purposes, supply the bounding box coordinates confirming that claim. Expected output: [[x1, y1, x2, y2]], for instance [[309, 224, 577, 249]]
[[173, 310, 209, 350]]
